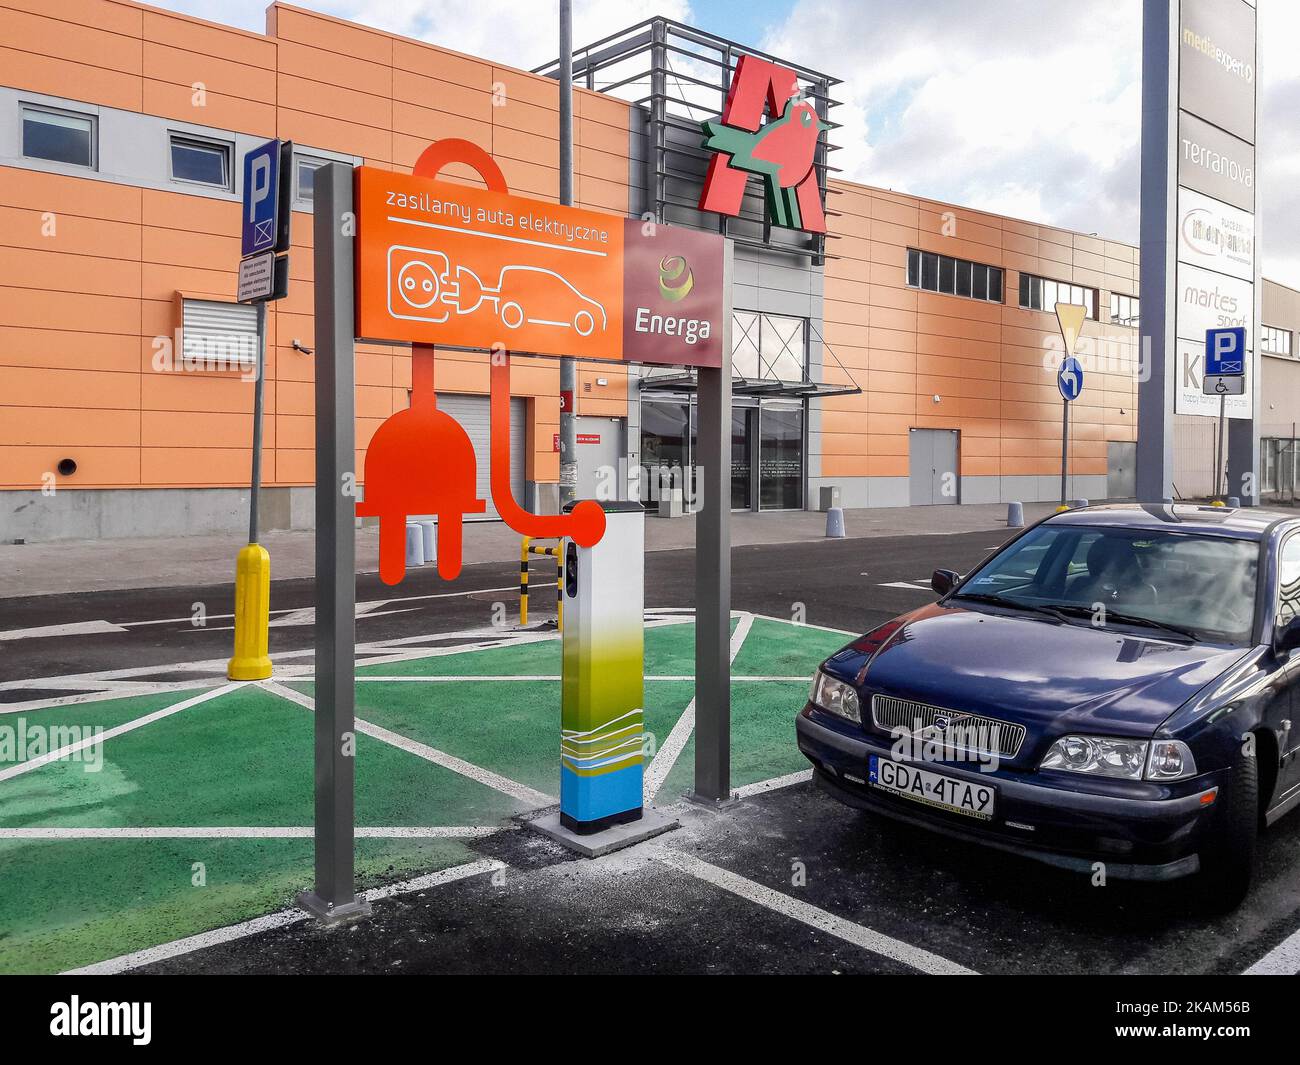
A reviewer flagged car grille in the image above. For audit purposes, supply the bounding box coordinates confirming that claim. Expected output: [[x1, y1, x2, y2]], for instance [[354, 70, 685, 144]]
[[870, 694, 1025, 759]]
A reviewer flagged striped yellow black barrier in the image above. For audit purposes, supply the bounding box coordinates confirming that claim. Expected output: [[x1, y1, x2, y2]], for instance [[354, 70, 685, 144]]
[[520, 536, 564, 630]]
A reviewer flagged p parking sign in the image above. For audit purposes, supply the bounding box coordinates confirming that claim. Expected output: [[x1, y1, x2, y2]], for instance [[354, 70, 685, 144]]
[[1205, 326, 1246, 376], [241, 140, 290, 258]]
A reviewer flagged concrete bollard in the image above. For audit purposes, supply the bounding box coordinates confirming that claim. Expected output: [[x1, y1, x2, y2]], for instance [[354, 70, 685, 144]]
[[405, 521, 425, 568], [1007, 502, 1024, 528], [1227, 496, 1241, 508], [825, 506, 845, 538], [1069, 498, 1089, 509], [418, 519, 437, 561]]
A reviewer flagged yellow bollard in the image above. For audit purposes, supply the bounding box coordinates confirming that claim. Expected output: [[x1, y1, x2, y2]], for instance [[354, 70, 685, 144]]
[[1055, 504, 1070, 513], [520, 537, 530, 626], [1211, 499, 1226, 507], [228, 542, 272, 680], [556, 543, 563, 632]]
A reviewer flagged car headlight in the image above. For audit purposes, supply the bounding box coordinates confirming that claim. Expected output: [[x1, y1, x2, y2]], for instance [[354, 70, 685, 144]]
[[810, 670, 861, 724], [1039, 735, 1197, 781]]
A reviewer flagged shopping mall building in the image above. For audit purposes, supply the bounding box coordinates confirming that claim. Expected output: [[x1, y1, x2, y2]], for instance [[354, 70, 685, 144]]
[[3, 0, 1300, 541]]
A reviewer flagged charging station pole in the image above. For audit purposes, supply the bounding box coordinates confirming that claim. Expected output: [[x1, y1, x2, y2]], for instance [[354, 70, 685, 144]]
[[297, 162, 368, 923], [559, 501, 646, 831]]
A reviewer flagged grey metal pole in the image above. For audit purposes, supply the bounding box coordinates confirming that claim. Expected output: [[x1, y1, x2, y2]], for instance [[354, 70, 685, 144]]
[[1060, 397, 1068, 506], [693, 241, 733, 803], [558, 0, 577, 506], [1217, 394, 1227, 500], [297, 162, 367, 924], [247, 298, 267, 544]]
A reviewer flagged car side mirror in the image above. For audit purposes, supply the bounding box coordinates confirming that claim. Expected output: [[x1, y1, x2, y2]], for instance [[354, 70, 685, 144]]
[[1275, 615, 1300, 657], [931, 568, 960, 596]]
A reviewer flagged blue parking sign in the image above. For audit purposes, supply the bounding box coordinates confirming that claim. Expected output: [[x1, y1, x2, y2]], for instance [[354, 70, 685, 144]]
[[241, 139, 280, 258], [1205, 326, 1246, 376]]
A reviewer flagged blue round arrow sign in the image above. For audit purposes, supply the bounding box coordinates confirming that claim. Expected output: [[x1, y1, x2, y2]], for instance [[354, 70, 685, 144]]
[[1058, 356, 1084, 402]]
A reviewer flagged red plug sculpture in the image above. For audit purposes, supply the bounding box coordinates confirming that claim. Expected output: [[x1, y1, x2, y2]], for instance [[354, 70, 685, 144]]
[[356, 138, 607, 585], [355, 372, 485, 584]]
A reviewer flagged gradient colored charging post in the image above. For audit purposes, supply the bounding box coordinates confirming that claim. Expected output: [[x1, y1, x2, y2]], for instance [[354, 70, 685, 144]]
[[560, 501, 646, 832]]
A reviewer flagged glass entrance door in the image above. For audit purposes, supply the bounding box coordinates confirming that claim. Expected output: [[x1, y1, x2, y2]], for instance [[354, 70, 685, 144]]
[[759, 405, 804, 510], [732, 407, 755, 510]]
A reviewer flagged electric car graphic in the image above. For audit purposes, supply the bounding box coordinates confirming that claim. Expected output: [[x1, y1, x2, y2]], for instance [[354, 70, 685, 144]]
[[387, 245, 607, 337]]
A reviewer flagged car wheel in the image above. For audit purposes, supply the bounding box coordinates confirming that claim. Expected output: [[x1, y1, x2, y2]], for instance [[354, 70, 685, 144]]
[[574, 309, 595, 337], [1196, 748, 1258, 912]]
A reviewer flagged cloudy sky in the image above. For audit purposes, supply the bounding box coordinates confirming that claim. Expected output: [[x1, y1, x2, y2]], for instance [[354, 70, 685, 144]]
[[155, 0, 1300, 286]]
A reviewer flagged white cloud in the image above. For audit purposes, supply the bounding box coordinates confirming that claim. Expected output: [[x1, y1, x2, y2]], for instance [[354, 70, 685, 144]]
[[763, 0, 1300, 287]]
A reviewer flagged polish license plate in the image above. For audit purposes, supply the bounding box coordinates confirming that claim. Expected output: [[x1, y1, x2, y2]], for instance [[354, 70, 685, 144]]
[[868, 756, 996, 821]]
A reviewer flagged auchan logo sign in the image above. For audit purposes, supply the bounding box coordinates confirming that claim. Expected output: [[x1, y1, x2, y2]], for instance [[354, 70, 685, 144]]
[[698, 54, 827, 234], [356, 167, 724, 368]]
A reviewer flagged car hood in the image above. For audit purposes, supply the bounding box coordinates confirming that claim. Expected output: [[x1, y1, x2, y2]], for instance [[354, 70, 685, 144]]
[[844, 602, 1250, 743]]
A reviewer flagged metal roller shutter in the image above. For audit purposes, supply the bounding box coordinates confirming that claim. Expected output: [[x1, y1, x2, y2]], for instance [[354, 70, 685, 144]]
[[181, 298, 258, 371], [436, 394, 526, 521]]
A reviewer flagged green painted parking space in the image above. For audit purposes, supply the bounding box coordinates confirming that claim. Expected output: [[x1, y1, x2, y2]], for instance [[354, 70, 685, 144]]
[[0, 836, 479, 976], [0, 613, 840, 974], [0, 686, 518, 831], [730, 617, 848, 677], [358, 616, 737, 678], [304, 679, 696, 798], [0, 688, 211, 766], [656, 681, 815, 803]]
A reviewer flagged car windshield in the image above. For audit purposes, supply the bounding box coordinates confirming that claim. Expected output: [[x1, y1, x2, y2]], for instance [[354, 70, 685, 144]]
[[953, 523, 1258, 645]]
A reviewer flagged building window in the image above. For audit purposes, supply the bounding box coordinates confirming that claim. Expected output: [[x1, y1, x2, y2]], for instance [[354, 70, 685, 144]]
[[1019, 273, 1097, 319], [907, 249, 1003, 303], [294, 155, 326, 204], [1262, 325, 1293, 357], [180, 298, 257, 371], [733, 311, 807, 381], [169, 135, 232, 189], [22, 104, 95, 168], [1110, 292, 1140, 328]]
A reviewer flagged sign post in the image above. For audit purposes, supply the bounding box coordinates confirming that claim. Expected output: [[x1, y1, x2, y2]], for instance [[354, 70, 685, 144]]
[[1054, 303, 1087, 509], [1205, 325, 1247, 503], [1138, 0, 1259, 504], [296, 161, 368, 923], [296, 141, 734, 911], [228, 139, 292, 683]]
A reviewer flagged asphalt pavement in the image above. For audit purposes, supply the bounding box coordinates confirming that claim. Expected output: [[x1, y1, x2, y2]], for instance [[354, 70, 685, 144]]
[[0, 528, 1011, 687]]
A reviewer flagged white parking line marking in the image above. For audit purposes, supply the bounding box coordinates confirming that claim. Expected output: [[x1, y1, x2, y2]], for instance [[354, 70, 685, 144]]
[[733, 769, 813, 798], [61, 858, 505, 975], [0, 620, 128, 641], [747, 612, 857, 636], [0, 825, 507, 840], [656, 850, 977, 975], [644, 612, 755, 802], [284, 674, 810, 683], [0, 684, 240, 783], [261, 681, 554, 808], [1242, 926, 1300, 975], [0, 613, 700, 710]]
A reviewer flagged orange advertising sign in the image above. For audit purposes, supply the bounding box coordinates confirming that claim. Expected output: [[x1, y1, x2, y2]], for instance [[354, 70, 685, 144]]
[[356, 167, 625, 360]]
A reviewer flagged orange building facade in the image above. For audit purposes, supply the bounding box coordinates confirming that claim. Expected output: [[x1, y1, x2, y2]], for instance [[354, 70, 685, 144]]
[[0, 1, 1169, 540]]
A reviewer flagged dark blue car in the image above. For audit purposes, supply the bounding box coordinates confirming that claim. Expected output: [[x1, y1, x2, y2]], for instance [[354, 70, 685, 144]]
[[797, 503, 1300, 908]]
